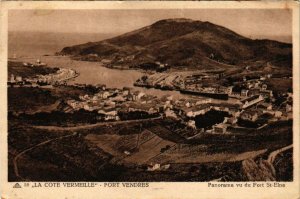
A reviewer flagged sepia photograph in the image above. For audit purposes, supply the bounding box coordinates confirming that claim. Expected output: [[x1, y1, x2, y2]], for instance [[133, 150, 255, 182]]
[[6, 8, 295, 182], [1, 1, 299, 198]]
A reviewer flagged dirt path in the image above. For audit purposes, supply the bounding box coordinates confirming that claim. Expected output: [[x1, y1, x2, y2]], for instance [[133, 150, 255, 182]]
[[267, 144, 293, 164], [13, 132, 77, 180], [32, 116, 162, 131], [240, 144, 293, 181]]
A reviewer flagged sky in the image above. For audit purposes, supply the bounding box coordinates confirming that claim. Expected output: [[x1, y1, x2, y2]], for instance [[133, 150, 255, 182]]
[[9, 9, 292, 41]]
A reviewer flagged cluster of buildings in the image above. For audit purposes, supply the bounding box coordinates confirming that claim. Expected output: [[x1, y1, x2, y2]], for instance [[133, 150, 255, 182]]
[[8, 68, 77, 87], [229, 77, 274, 99], [65, 86, 163, 121], [147, 73, 291, 133], [23, 59, 47, 67], [8, 74, 37, 87], [166, 98, 242, 133], [65, 74, 293, 137], [135, 72, 276, 102], [10, 57, 291, 137], [9, 74, 23, 83], [34, 68, 77, 85]]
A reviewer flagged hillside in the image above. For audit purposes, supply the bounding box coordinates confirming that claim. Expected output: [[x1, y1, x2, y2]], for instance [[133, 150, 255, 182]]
[[59, 18, 292, 70]]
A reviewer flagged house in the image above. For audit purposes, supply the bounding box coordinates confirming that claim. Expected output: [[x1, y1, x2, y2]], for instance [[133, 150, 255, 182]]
[[160, 94, 173, 103], [166, 95, 174, 101], [126, 93, 134, 101], [122, 89, 130, 96], [100, 91, 111, 99], [149, 107, 159, 114], [161, 164, 171, 170], [213, 106, 221, 111], [35, 59, 47, 66], [248, 88, 261, 96], [229, 109, 241, 118], [31, 82, 38, 87], [230, 91, 241, 98], [261, 84, 268, 90], [185, 104, 211, 118], [111, 95, 126, 103], [147, 163, 161, 171], [165, 109, 178, 119], [185, 102, 191, 108], [96, 84, 106, 90], [196, 99, 212, 105], [79, 94, 89, 101], [137, 92, 146, 100], [241, 95, 264, 109], [67, 99, 78, 109], [92, 95, 99, 102], [104, 100, 116, 107], [213, 123, 227, 134], [83, 104, 93, 111], [241, 89, 249, 97], [240, 110, 262, 121], [274, 111, 283, 118], [225, 86, 234, 95], [187, 120, 196, 129], [286, 104, 292, 112], [101, 59, 111, 64], [224, 117, 238, 125], [15, 76, 22, 82], [124, 151, 131, 155], [257, 102, 272, 110], [127, 102, 158, 115], [263, 110, 283, 119], [219, 106, 229, 112], [9, 74, 15, 83], [140, 95, 156, 104], [259, 90, 273, 98], [98, 108, 119, 121], [260, 76, 266, 81], [132, 91, 141, 101], [91, 99, 103, 107], [163, 101, 173, 110]]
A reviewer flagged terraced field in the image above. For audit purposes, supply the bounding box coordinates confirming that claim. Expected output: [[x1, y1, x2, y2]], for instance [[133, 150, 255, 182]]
[[85, 130, 176, 165]]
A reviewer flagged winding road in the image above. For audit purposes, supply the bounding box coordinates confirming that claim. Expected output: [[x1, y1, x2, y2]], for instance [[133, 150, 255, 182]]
[[32, 116, 162, 131], [267, 144, 293, 164], [13, 132, 77, 180]]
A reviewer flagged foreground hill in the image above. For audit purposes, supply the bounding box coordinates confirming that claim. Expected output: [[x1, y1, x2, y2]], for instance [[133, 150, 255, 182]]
[[59, 18, 292, 70]]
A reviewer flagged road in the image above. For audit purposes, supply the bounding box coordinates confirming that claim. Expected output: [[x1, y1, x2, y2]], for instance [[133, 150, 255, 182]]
[[13, 132, 77, 180], [267, 144, 293, 164], [32, 116, 162, 131]]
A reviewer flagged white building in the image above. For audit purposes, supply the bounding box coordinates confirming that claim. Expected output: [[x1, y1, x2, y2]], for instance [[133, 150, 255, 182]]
[[10, 74, 15, 83], [241, 95, 264, 109]]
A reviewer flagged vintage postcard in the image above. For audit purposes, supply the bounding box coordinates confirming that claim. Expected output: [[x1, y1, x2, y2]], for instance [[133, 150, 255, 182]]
[[0, 1, 299, 199]]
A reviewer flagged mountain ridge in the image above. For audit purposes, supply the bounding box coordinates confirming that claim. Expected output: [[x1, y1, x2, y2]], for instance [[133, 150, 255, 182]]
[[59, 18, 292, 70]]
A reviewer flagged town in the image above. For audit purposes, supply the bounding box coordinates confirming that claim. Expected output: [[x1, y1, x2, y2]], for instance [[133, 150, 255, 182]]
[[7, 59, 293, 181], [29, 72, 293, 141], [5, 7, 296, 185], [8, 59, 293, 138], [7, 59, 78, 88]]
